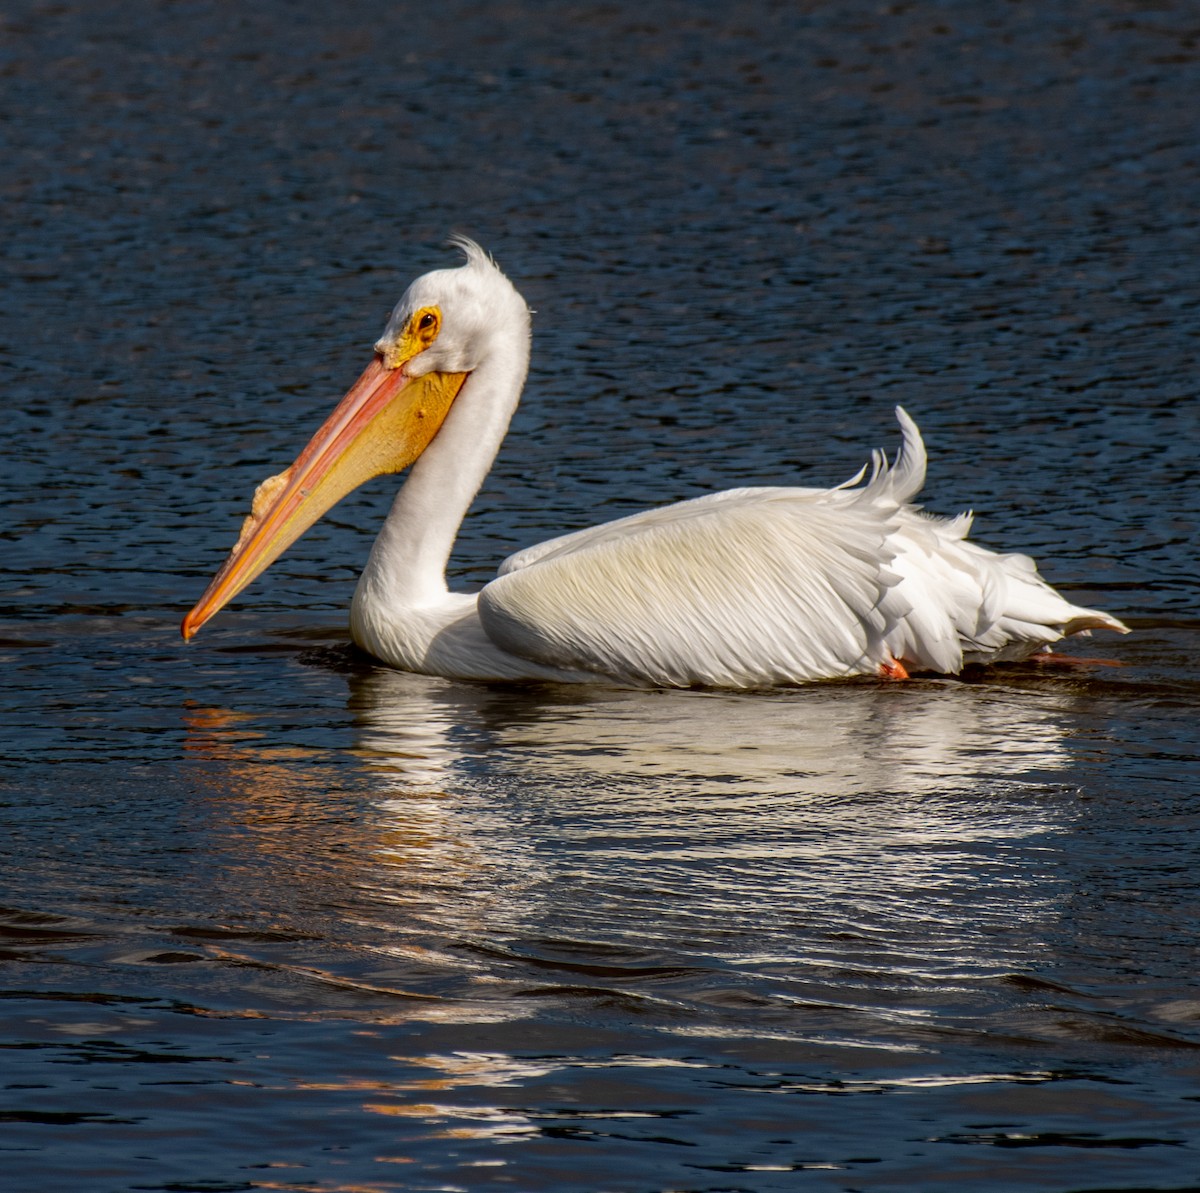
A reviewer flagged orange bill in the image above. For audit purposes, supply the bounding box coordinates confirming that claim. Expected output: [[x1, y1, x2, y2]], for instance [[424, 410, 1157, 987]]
[[182, 358, 467, 639]]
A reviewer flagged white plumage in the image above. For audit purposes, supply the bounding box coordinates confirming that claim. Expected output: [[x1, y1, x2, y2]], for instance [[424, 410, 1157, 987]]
[[185, 239, 1128, 686]]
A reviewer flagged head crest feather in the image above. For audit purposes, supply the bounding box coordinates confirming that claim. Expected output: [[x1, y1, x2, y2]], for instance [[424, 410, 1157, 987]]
[[446, 234, 494, 271]]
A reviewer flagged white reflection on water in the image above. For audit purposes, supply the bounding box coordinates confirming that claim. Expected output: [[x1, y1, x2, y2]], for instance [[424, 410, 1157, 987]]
[[341, 670, 1084, 977], [347, 668, 1077, 800], [183, 668, 1090, 1007]]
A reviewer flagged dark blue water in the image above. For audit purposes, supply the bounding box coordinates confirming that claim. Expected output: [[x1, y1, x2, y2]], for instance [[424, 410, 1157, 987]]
[[3, 1, 1199, 1190]]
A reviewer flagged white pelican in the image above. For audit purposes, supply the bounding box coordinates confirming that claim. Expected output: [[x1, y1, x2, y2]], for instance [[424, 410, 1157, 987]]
[[182, 238, 1128, 687]]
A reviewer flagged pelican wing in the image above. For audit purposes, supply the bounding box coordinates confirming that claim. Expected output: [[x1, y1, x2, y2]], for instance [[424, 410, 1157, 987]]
[[480, 487, 906, 687], [479, 419, 929, 687]]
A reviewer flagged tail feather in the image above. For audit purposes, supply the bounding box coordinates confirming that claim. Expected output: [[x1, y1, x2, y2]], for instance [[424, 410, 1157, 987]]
[[890, 406, 927, 504], [857, 406, 928, 507], [1064, 610, 1130, 636]]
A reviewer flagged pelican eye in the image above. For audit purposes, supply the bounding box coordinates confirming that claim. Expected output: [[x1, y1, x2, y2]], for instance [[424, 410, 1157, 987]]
[[385, 306, 442, 367], [410, 306, 441, 346]]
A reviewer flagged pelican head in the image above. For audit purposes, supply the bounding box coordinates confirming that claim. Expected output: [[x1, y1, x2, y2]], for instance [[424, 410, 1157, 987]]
[[181, 237, 527, 640], [376, 237, 529, 376]]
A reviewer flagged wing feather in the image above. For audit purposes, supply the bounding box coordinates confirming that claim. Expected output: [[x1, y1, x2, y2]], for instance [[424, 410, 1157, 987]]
[[480, 480, 909, 688]]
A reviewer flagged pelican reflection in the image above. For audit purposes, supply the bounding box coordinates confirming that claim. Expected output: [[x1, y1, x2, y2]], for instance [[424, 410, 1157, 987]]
[[184, 669, 1088, 993], [347, 667, 1077, 803]]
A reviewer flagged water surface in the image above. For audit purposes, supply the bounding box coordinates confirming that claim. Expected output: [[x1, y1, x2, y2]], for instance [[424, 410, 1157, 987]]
[[3, 2, 1199, 1190]]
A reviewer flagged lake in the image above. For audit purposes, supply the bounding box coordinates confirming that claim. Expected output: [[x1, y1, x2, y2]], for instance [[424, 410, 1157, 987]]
[[2, 1, 1199, 1190]]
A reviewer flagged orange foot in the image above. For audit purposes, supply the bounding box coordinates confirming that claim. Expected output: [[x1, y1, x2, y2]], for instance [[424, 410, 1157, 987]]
[[878, 657, 910, 680]]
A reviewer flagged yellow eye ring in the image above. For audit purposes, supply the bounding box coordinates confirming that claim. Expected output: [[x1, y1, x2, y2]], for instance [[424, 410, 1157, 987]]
[[412, 307, 441, 346]]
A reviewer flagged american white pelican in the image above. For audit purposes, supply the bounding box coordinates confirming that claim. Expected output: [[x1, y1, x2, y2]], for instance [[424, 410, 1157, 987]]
[[182, 238, 1128, 687]]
